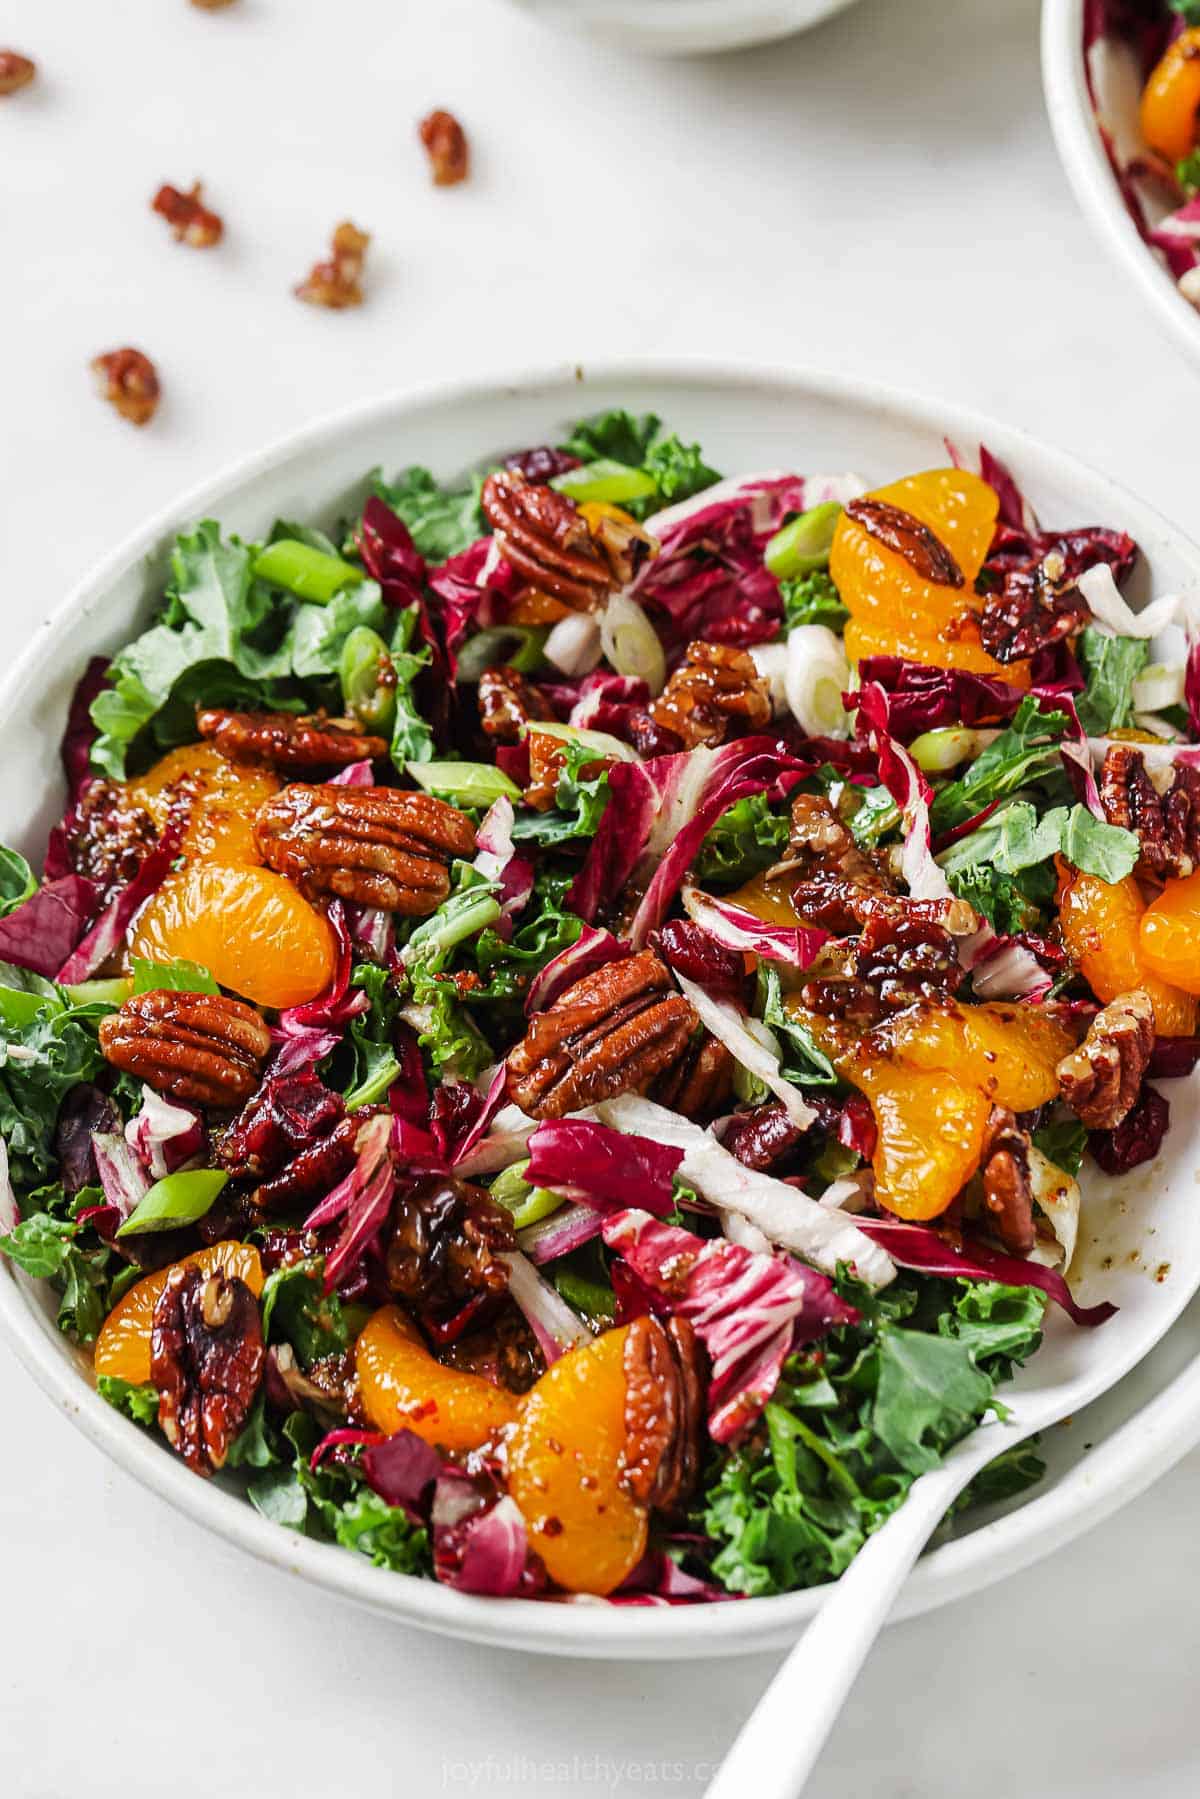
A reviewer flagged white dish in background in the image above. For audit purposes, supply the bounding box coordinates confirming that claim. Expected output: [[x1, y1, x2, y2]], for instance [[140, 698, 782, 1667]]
[[503, 0, 861, 55], [4, 360, 1200, 1659], [1042, 0, 1200, 368]]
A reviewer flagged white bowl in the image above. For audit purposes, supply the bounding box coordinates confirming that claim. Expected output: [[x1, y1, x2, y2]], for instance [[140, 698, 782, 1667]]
[[503, 0, 861, 55], [5, 359, 1200, 1660], [1043, 0, 1200, 368]]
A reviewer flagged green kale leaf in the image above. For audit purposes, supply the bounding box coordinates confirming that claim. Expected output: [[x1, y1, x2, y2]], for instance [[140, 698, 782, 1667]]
[[1074, 626, 1149, 736], [373, 466, 485, 563]]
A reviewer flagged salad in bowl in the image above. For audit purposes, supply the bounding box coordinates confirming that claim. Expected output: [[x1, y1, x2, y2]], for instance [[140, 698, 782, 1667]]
[[3, 404, 1198, 1607]]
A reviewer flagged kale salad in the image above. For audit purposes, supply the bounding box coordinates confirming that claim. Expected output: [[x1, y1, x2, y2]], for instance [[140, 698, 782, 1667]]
[[2, 406, 1197, 1603]]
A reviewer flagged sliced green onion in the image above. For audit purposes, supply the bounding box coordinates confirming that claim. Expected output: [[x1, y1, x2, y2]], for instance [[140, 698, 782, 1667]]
[[600, 592, 666, 696], [406, 760, 521, 808], [454, 626, 549, 684], [490, 1161, 566, 1231], [552, 1266, 616, 1324], [345, 1057, 402, 1112], [765, 502, 843, 580], [339, 625, 397, 736], [62, 977, 133, 1008], [131, 957, 218, 996], [116, 1169, 230, 1237], [908, 727, 980, 774], [551, 459, 658, 506], [402, 886, 502, 966], [526, 720, 639, 762], [253, 539, 364, 604]]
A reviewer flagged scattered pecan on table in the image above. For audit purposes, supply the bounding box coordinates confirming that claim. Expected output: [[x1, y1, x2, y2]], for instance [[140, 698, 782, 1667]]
[[507, 948, 697, 1119], [152, 179, 223, 247], [91, 348, 160, 427], [99, 990, 271, 1107], [217, 1072, 357, 1211], [254, 784, 475, 913], [1099, 744, 1200, 879], [385, 1175, 516, 1338], [481, 471, 615, 609], [190, 0, 239, 9], [418, 109, 469, 186], [477, 666, 555, 743], [196, 707, 386, 772], [295, 220, 370, 309], [151, 1265, 264, 1476], [0, 51, 35, 94], [1056, 990, 1155, 1130], [620, 1315, 705, 1512], [979, 1105, 1036, 1257], [650, 640, 772, 750]]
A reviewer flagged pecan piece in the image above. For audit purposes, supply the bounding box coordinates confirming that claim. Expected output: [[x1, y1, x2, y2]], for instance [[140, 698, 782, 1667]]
[[418, 108, 469, 185], [978, 558, 1089, 663], [979, 1106, 1035, 1256], [295, 220, 370, 309], [507, 949, 697, 1119], [99, 990, 270, 1107], [91, 348, 159, 427], [651, 1031, 733, 1120], [0, 51, 35, 94], [845, 498, 963, 587], [481, 471, 614, 610], [151, 1265, 264, 1475], [477, 666, 555, 743], [650, 640, 772, 750], [767, 792, 894, 922], [620, 1315, 705, 1512], [853, 911, 965, 1004], [152, 179, 223, 247], [1056, 990, 1154, 1129], [386, 1176, 516, 1335], [1099, 745, 1200, 879], [255, 784, 474, 913], [196, 707, 386, 772]]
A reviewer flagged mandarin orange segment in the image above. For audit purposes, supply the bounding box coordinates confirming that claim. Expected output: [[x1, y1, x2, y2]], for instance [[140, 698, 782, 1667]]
[[850, 1060, 991, 1221], [507, 1324, 647, 1596], [726, 870, 815, 929], [887, 1001, 1075, 1113], [830, 468, 998, 634], [94, 1240, 264, 1386], [842, 615, 1030, 686], [130, 861, 336, 1009], [1140, 873, 1200, 998], [355, 1305, 520, 1451], [1140, 27, 1200, 163], [1057, 863, 1196, 1036], [125, 744, 279, 866]]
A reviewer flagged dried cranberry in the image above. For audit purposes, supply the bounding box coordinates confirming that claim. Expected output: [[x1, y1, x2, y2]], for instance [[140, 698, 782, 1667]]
[[838, 1092, 877, 1161], [722, 1103, 807, 1172], [1089, 1084, 1170, 1175], [652, 919, 746, 1001], [626, 712, 686, 758], [218, 1072, 346, 1178], [1147, 1037, 1200, 1080], [504, 446, 581, 483]]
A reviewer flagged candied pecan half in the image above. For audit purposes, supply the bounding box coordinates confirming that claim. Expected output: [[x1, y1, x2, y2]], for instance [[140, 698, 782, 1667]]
[[152, 180, 223, 247], [91, 348, 159, 427], [217, 1072, 357, 1211], [196, 707, 386, 772], [481, 471, 614, 610], [650, 641, 772, 750], [768, 792, 894, 925], [854, 911, 965, 1005], [66, 779, 159, 900], [295, 220, 370, 309], [507, 949, 697, 1119], [978, 557, 1089, 663], [0, 51, 35, 94], [979, 1106, 1035, 1256], [99, 990, 270, 1107], [620, 1315, 705, 1512], [1056, 990, 1154, 1130], [1099, 745, 1200, 879], [845, 498, 963, 587], [651, 1031, 733, 1120], [441, 1303, 543, 1395], [418, 108, 469, 185], [151, 1265, 264, 1475], [255, 784, 474, 913], [265, 1342, 358, 1427], [385, 1176, 515, 1335], [477, 666, 555, 743]]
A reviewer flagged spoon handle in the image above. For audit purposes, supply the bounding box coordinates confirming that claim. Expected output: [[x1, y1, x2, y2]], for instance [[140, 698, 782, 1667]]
[[704, 1458, 975, 1799]]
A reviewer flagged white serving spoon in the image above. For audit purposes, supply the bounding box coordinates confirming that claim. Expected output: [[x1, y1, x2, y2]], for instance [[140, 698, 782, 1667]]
[[705, 1133, 1200, 1799]]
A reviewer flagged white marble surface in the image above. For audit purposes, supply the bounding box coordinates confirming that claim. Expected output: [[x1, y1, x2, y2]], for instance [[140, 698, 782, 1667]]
[[2, 1, 1200, 1794]]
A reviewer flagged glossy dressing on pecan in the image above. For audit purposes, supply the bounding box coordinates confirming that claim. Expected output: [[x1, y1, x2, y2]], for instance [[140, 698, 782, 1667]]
[[254, 784, 475, 913], [844, 497, 964, 588], [481, 471, 614, 610], [99, 990, 271, 1107], [151, 1265, 264, 1475], [196, 708, 387, 772]]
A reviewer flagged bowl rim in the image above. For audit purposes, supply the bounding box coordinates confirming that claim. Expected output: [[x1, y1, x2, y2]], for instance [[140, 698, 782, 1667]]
[[5, 353, 1200, 1659], [1041, 0, 1200, 369], [502, 0, 861, 56]]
